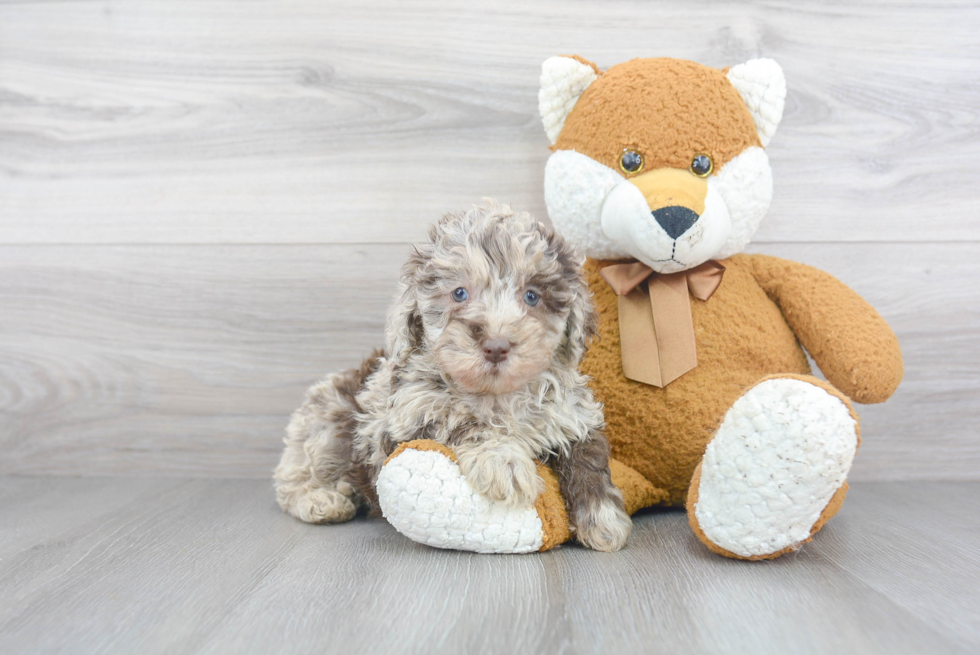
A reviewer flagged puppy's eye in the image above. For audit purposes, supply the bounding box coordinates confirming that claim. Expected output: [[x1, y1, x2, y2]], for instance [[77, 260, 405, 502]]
[[451, 287, 469, 302], [523, 290, 541, 307], [690, 154, 713, 177], [620, 149, 644, 175]]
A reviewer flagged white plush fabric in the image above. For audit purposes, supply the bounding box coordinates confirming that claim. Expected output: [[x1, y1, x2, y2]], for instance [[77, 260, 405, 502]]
[[544, 147, 771, 272], [377, 449, 545, 554], [694, 379, 858, 557], [711, 146, 773, 259], [600, 178, 733, 274], [539, 57, 599, 145], [726, 59, 786, 148], [598, 175, 676, 267], [543, 150, 624, 260], [540, 57, 783, 273]]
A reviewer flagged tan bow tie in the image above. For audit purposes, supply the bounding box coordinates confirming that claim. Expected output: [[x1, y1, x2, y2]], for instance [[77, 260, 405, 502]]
[[599, 260, 725, 387]]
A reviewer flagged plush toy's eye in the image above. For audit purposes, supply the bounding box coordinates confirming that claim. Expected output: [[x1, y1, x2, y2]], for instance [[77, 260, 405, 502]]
[[523, 290, 541, 307], [620, 149, 644, 174], [690, 154, 713, 177], [451, 287, 469, 302]]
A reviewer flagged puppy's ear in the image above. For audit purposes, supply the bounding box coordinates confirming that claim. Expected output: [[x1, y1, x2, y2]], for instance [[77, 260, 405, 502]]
[[384, 246, 427, 365], [560, 281, 599, 368], [540, 225, 599, 367]]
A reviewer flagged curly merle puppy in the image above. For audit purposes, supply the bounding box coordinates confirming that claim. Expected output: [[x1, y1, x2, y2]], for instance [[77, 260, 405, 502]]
[[274, 202, 631, 551]]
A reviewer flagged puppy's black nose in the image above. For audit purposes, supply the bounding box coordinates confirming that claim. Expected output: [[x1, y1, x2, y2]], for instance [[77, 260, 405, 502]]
[[652, 206, 700, 240], [481, 338, 511, 364]]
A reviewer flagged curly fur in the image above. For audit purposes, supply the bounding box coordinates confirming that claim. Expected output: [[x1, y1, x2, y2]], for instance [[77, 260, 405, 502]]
[[274, 202, 631, 551]]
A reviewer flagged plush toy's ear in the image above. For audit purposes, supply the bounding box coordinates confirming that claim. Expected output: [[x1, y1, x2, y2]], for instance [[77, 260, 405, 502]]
[[539, 56, 600, 145], [726, 58, 786, 147], [384, 250, 426, 366]]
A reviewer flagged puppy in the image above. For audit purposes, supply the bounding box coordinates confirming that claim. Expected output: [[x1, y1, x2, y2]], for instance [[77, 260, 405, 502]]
[[274, 202, 631, 551]]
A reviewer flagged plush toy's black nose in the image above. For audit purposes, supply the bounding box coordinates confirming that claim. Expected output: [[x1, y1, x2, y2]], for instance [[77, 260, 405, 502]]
[[652, 206, 700, 240]]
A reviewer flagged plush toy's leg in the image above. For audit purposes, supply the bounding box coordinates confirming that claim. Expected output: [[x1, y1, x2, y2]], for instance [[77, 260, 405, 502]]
[[377, 440, 571, 553], [609, 459, 669, 514], [686, 374, 861, 560], [377, 440, 664, 553]]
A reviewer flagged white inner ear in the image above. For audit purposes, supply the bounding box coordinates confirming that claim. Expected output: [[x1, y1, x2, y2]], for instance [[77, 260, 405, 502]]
[[539, 57, 599, 144], [726, 58, 786, 147]]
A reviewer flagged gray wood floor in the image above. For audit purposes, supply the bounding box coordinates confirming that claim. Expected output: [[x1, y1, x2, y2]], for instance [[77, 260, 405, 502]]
[[1, 477, 978, 655]]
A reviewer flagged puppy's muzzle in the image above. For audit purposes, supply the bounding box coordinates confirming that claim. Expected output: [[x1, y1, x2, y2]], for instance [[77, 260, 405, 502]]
[[481, 338, 511, 364]]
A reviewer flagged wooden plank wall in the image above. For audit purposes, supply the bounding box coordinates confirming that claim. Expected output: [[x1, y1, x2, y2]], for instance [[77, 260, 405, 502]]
[[1, 0, 978, 479]]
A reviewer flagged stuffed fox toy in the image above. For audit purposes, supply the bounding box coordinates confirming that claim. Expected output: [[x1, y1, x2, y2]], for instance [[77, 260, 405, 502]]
[[376, 56, 904, 559]]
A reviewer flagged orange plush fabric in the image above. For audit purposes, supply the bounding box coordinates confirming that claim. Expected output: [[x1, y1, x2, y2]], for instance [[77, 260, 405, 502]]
[[534, 463, 572, 551], [536, 55, 904, 558], [583, 255, 807, 505], [579, 254, 899, 507], [554, 58, 761, 175], [385, 439, 458, 465], [609, 458, 668, 514], [748, 256, 904, 404]]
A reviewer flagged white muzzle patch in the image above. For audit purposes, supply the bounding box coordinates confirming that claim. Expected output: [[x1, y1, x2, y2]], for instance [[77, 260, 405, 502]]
[[601, 180, 731, 274], [543, 148, 774, 272]]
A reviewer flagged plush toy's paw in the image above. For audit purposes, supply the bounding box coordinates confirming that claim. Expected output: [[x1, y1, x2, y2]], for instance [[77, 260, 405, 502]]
[[689, 377, 859, 560], [457, 446, 545, 508], [377, 440, 571, 554], [573, 499, 632, 552]]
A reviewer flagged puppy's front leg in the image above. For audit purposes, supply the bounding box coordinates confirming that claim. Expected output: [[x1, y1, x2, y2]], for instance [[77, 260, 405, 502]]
[[455, 440, 545, 508], [552, 433, 632, 552]]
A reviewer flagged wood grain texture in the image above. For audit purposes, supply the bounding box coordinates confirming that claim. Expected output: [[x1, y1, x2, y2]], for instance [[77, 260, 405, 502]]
[[0, 243, 407, 477], [1, 0, 979, 244], [1, 477, 978, 654], [1, 241, 977, 480]]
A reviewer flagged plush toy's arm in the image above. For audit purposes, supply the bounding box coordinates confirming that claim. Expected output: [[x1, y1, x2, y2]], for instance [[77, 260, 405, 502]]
[[747, 254, 903, 404]]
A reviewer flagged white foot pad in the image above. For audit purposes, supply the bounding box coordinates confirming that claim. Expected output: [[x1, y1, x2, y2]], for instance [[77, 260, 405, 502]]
[[377, 449, 545, 554], [695, 379, 857, 557]]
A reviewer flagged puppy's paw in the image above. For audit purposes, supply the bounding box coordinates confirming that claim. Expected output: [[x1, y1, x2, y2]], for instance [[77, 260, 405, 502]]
[[458, 450, 545, 508], [290, 488, 357, 524], [574, 499, 632, 552]]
